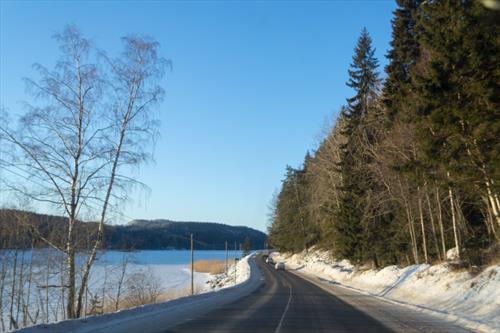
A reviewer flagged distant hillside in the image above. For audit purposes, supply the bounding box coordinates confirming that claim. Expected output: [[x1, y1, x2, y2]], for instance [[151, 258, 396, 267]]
[[0, 210, 267, 250], [108, 219, 267, 250]]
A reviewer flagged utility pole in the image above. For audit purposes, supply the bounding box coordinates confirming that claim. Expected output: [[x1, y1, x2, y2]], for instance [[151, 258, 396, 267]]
[[234, 241, 237, 284], [225, 240, 228, 275], [234, 259, 237, 283], [190, 233, 194, 295]]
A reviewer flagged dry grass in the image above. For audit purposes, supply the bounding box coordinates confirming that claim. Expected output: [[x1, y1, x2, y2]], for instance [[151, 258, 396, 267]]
[[99, 259, 236, 315], [193, 259, 235, 274], [156, 284, 205, 302], [101, 285, 205, 314]]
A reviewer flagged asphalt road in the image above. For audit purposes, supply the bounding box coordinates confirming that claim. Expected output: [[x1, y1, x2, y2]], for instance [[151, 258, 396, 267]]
[[163, 255, 472, 333]]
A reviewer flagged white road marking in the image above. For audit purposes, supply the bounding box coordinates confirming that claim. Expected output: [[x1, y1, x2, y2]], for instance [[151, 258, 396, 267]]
[[274, 276, 293, 333]]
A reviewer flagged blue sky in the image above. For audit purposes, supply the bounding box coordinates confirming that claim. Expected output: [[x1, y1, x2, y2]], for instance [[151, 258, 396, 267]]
[[0, 0, 396, 232]]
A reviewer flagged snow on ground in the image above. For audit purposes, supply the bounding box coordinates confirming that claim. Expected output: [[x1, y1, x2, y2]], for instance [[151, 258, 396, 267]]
[[1, 249, 232, 331], [89, 263, 212, 292], [199, 253, 253, 292], [271, 249, 500, 332], [14, 254, 259, 333]]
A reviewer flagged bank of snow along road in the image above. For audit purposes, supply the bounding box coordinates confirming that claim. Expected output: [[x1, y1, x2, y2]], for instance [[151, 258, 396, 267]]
[[272, 249, 499, 333], [13, 254, 262, 333], [15, 253, 484, 333], [163, 254, 473, 333]]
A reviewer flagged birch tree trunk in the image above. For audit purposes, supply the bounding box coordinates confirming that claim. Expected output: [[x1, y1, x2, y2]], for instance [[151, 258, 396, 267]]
[[114, 255, 128, 311], [484, 198, 498, 240], [425, 189, 441, 261], [399, 176, 419, 264], [0, 254, 7, 332], [405, 203, 418, 264], [417, 186, 428, 263], [45, 252, 50, 323], [23, 247, 34, 327], [435, 187, 447, 258], [9, 250, 18, 330], [448, 182, 461, 260], [485, 180, 500, 228], [60, 259, 65, 320], [75, 36, 167, 317]]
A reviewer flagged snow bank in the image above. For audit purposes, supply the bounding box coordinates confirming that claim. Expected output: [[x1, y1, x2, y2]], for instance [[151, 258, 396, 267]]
[[204, 253, 252, 291], [14, 254, 261, 333], [272, 249, 500, 332]]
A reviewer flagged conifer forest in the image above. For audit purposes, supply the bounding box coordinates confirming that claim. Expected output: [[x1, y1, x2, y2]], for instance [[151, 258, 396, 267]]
[[268, 0, 500, 268]]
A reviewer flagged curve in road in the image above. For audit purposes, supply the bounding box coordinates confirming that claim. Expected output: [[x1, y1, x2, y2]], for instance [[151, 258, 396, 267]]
[[164, 254, 470, 333]]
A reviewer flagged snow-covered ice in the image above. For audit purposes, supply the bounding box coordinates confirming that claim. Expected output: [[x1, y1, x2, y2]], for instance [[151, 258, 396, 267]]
[[14, 253, 261, 333], [1, 250, 227, 330]]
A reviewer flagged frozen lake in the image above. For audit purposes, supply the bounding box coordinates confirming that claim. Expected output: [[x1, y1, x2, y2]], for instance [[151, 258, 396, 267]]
[[98, 249, 240, 266], [0, 249, 241, 331], [94, 249, 241, 291]]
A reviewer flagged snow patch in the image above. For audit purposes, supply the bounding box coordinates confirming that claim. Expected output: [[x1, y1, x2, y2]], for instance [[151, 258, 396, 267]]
[[446, 247, 460, 261]]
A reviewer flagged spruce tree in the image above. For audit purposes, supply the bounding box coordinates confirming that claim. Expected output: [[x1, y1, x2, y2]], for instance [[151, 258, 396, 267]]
[[242, 236, 252, 257], [411, 0, 499, 262], [335, 28, 380, 263], [383, 0, 422, 121], [268, 162, 318, 253], [345, 28, 380, 126], [382, 0, 427, 265], [267, 0, 498, 268]]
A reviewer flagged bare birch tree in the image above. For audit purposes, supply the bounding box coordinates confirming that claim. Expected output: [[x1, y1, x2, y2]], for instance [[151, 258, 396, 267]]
[[0, 25, 168, 319]]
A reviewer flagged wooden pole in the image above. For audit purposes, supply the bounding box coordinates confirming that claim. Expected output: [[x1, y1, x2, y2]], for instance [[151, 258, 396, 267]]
[[234, 241, 237, 283], [225, 241, 228, 275], [190, 234, 194, 295]]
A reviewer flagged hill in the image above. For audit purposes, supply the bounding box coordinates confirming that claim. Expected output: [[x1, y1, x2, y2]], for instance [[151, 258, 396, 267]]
[[108, 219, 267, 250], [0, 209, 267, 250]]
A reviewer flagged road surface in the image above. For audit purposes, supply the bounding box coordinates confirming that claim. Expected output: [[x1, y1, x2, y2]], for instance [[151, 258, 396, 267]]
[[163, 255, 472, 333]]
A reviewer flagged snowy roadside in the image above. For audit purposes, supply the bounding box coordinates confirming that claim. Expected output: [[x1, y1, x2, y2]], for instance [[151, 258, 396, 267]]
[[202, 253, 253, 291], [271, 249, 500, 333], [14, 254, 261, 333]]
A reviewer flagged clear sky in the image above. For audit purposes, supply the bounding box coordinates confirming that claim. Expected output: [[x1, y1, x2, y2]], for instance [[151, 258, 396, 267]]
[[0, 0, 396, 232]]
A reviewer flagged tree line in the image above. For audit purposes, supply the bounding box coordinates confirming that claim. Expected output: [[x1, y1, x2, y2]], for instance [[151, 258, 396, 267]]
[[0, 210, 267, 251], [268, 0, 499, 268]]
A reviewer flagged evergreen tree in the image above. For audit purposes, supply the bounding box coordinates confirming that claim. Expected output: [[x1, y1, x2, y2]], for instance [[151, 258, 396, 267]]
[[345, 27, 380, 126], [381, 0, 429, 265], [269, 165, 312, 252], [410, 0, 500, 262], [383, 0, 422, 121], [242, 236, 252, 257], [268, 1, 498, 268], [335, 28, 380, 263]]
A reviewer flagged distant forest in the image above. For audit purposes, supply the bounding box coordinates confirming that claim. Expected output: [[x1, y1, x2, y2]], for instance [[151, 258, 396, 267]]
[[268, 1, 499, 267], [0, 209, 267, 250]]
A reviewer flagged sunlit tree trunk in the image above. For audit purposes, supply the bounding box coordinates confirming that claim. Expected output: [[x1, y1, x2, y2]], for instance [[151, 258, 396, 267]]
[[417, 186, 428, 263], [447, 177, 460, 260], [425, 189, 441, 261]]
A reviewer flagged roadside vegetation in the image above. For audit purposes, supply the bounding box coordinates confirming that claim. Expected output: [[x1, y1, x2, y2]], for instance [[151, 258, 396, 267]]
[[268, 1, 499, 269], [193, 259, 235, 275]]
